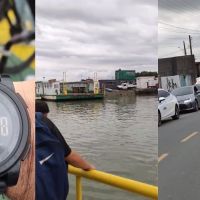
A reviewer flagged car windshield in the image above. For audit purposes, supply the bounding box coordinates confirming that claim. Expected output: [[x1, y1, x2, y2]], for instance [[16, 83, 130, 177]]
[[158, 90, 169, 98], [171, 87, 193, 96], [195, 84, 200, 91]]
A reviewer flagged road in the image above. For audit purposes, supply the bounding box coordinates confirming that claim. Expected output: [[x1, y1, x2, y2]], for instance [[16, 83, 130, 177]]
[[159, 111, 200, 200]]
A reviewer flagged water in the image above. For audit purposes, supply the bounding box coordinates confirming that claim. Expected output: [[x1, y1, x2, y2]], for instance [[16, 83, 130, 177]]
[[47, 95, 158, 200]]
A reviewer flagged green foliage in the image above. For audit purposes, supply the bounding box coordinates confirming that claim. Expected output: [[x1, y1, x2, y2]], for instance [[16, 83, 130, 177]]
[[136, 71, 158, 77]]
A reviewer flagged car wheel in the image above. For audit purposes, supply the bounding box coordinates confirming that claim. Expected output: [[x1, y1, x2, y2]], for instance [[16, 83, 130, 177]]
[[158, 111, 162, 126], [172, 105, 180, 120], [194, 101, 199, 112]]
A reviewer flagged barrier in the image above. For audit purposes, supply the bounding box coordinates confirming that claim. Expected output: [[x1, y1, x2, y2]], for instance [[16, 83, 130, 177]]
[[68, 165, 158, 199]]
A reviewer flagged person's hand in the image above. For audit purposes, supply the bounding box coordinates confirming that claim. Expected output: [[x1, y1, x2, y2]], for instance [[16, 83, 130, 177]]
[[66, 150, 95, 171], [83, 164, 96, 171], [6, 81, 35, 200]]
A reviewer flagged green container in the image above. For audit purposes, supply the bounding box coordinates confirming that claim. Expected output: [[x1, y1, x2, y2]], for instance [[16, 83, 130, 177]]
[[115, 70, 136, 81]]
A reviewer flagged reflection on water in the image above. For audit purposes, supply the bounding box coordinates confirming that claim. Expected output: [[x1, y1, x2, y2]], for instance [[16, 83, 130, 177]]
[[48, 95, 157, 200]]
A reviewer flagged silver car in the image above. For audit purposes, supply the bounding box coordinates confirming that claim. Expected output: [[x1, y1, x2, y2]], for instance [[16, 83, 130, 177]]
[[171, 86, 200, 112]]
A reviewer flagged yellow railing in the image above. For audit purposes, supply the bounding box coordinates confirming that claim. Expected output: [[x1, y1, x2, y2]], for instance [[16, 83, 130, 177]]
[[68, 165, 158, 200]]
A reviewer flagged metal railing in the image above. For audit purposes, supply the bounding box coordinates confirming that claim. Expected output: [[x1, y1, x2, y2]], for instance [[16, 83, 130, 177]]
[[68, 165, 158, 200]]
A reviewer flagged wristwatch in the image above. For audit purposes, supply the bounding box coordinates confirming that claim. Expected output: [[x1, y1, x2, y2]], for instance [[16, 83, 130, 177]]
[[0, 75, 30, 194]]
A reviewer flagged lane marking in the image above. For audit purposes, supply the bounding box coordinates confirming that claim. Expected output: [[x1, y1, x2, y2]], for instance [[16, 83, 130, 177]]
[[180, 132, 199, 143], [158, 153, 168, 163]]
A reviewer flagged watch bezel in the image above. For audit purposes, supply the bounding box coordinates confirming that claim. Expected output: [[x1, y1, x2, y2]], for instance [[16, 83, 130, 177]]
[[0, 83, 30, 174]]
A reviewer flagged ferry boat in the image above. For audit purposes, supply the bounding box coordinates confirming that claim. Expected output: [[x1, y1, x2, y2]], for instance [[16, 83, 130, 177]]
[[36, 79, 104, 101]]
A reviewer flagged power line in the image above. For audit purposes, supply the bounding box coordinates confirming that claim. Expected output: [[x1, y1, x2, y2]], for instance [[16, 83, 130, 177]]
[[159, 27, 200, 35], [159, 0, 200, 19], [159, 21, 200, 33], [159, 0, 200, 59]]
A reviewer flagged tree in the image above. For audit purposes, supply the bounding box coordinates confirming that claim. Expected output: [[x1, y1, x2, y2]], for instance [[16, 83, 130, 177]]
[[136, 71, 158, 77]]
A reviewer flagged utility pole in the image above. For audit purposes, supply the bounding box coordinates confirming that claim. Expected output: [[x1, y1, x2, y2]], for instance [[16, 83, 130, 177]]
[[183, 41, 187, 56], [189, 35, 193, 55]]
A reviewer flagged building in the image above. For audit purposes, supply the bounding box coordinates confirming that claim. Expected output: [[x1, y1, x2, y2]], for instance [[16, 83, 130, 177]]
[[98, 69, 136, 90], [99, 80, 118, 90], [136, 76, 158, 89], [196, 62, 200, 77], [159, 55, 197, 84], [160, 75, 192, 92], [115, 69, 136, 84]]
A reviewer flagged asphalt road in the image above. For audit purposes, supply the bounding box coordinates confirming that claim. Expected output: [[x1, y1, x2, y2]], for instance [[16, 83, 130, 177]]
[[159, 110, 200, 200]]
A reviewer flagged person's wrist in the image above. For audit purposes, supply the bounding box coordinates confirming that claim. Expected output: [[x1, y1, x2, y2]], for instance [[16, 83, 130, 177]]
[[6, 81, 35, 200]]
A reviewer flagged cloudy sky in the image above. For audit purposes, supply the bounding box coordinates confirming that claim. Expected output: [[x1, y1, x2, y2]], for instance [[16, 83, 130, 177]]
[[159, 0, 200, 60], [36, 0, 157, 81]]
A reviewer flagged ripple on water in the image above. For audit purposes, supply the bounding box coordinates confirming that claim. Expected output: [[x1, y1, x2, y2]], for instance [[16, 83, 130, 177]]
[[48, 96, 157, 200]]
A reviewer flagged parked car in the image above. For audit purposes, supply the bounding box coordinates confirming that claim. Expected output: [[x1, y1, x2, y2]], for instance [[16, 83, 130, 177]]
[[196, 77, 200, 84], [158, 89, 179, 126], [171, 85, 200, 112], [195, 83, 200, 91]]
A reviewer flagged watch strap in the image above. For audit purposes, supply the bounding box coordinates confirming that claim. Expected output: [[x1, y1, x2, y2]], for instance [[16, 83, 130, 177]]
[[0, 161, 20, 194], [0, 181, 6, 194], [0, 75, 15, 91]]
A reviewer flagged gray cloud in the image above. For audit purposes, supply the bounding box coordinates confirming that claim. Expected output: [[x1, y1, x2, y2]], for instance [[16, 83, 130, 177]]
[[36, 0, 157, 81], [159, 0, 200, 12], [159, 0, 200, 60]]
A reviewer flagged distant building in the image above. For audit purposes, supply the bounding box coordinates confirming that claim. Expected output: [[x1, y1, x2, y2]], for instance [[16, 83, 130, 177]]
[[99, 80, 118, 90], [98, 69, 136, 90], [158, 55, 197, 84], [136, 76, 158, 89], [196, 62, 200, 77], [115, 69, 136, 83]]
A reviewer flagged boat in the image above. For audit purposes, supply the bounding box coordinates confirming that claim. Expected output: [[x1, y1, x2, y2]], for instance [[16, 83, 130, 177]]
[[105, 88, 113, 92], [40, 93, 104, 101], [36, 79, 104, 101]]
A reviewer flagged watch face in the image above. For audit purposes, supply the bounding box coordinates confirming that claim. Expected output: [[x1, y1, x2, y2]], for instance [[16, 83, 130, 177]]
[[0, 91, 21, 164]]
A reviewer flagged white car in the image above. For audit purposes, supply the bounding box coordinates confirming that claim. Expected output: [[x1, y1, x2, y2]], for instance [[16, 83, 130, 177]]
[[158, 89, 180, 126]]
